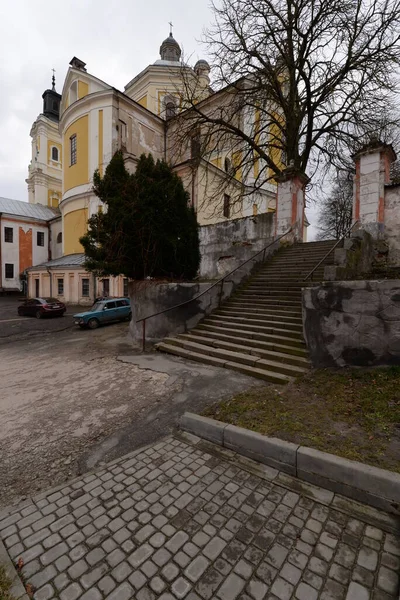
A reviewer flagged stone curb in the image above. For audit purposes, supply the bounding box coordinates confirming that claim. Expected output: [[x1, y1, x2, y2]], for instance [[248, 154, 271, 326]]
[[0, 539, 29, 600], [180, 412, 400, 516]]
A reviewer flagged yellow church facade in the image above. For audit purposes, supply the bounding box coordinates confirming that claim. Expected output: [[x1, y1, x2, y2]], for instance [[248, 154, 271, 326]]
[[26, 32, 277, 304]]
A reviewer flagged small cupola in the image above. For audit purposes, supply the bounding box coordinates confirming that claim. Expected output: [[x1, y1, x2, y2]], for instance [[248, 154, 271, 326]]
[[42, 71, 61, 122], [159, 27, 182, 62], [194, 59, 211, 87]]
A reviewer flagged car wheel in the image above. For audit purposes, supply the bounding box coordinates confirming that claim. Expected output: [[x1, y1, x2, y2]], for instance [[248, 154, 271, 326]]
[[125, 312, 132, 322], [35, 310, 42, 319], [88, 318, 99, 330]]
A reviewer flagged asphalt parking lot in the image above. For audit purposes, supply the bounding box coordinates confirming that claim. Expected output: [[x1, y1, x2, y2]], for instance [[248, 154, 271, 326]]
[[0, 296, 83, 344]]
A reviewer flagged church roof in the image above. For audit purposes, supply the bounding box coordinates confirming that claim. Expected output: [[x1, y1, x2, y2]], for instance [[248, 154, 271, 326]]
[[0, 197, 60, 221]]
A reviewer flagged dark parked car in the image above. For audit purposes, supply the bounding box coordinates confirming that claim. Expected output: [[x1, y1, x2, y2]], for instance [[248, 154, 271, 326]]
[[18, 298, 66, 319]]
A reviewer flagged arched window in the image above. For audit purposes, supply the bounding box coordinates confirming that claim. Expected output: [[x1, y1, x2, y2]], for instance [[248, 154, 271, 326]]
[[51, 147, 59, 162], [224, 157, 233, 174], [57, 232, 62, 244], [166, 102, 176, 119], [69, 81, 78, 104]]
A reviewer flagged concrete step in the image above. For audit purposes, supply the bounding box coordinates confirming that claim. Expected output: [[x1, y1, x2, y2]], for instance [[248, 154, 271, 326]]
[[225, 303, 302, 317], [198, 321, 305, 346], [156, 342, 294, 384], [179, 333, 309, 368], [233, 296, 302, 307], [214, 312, 304, 331], [194, 324, 308, 354], [238, 290, 302, 298], [205, 316, 303, 337], [163, 337, 308, 377], [244, 286, 303, 293], [218, 308, 303, 323]]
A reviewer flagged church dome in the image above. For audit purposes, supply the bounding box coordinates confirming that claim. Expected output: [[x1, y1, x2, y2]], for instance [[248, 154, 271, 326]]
[[159, 33, 182, 62], [194, 59, 210, 73]]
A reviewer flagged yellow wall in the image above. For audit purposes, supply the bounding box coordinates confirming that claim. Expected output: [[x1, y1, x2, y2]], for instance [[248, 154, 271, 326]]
[[211, 157, 222, 169], [138, 95, 147, 108], [78, 81, 89, 100], [64, 208, 88, 254], [47, 140, 62, 164], [232, 151, 242, 181], [98, 110, 103, 175], [63, 115, 89, 193], [48, 190, 61, 208]]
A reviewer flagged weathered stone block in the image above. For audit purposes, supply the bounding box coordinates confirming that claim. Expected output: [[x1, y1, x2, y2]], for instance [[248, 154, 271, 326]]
[[224, 425, 298, 475]]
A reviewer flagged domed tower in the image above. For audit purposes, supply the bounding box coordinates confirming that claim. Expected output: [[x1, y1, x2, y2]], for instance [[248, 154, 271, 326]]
[[42, 72, 61, 122], [159, 32, 182, 62], [194, 59, 211, 90]]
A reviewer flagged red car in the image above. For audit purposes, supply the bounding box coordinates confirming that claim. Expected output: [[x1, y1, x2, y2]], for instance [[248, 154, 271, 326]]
[[18, 298, 66, 319]]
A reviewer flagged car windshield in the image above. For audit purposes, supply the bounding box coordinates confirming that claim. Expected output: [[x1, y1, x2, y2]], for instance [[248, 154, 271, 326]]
[[90, 302, 104, 312], [44, 298, 59, 303]]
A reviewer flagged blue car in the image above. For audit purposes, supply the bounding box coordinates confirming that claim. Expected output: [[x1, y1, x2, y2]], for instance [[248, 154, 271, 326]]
[[74, 297, 131, 329]]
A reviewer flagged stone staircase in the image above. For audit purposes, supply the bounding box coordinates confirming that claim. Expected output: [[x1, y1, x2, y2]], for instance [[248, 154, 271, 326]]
[[156, 240, 337, 383]]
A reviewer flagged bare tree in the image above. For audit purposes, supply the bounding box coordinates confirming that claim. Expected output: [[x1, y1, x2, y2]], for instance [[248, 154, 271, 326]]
[[317, 173, 353, 240], [171, 0, 400, 210]]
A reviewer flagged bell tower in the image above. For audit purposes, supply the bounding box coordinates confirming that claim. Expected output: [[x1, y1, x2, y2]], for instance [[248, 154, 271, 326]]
[[42, 70, 61, 122]]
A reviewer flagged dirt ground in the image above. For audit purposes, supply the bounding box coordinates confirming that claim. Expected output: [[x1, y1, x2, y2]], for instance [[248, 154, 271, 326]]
[[0, 300, 259, 509]]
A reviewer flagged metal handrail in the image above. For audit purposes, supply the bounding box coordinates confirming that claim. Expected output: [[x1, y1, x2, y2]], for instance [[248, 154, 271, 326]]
[[303, 221, 360, 282], [136, 227, 293, 351]]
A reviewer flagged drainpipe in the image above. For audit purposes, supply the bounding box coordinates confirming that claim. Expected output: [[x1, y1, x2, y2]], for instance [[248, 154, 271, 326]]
[[46, 267, 53, 297], [48, 223, 52, 261], [0, 212, 2, 292], [164, 121, 167, 162]]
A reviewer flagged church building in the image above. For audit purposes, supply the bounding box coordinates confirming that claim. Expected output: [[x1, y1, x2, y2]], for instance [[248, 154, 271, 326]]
[[25, 31, 277, 304]]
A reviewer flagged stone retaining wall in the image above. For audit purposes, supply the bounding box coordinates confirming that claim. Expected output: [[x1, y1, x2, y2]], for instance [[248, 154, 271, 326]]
[[302, 279, 400, 367], [199, 212, 274, 279]]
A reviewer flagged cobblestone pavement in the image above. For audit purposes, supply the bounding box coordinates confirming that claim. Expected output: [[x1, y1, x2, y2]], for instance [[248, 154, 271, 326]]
[[0, 434, 399, 600]]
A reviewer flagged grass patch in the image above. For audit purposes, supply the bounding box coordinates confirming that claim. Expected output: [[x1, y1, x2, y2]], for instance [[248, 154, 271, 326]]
[[0, 565, 16, 600], [204, 366, 400, 473]]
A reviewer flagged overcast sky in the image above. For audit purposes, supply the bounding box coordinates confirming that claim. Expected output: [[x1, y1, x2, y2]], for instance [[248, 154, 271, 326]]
[[0, 0, 318, 238]]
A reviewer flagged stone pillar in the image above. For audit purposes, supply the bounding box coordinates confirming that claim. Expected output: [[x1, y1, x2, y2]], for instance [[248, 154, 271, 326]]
[[353, 142, 396, 236], [275, 167, 309, 242]]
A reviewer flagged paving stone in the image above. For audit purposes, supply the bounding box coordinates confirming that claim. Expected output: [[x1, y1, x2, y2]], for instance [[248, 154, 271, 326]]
[[185, 555, 210, 582], [345, 581, 370, 600], [33, 583, 55, 600], [203, 537, 226, 560], [111, 561, 132, 583], [377, 566, 399, 595], [80, 563, 108, 589], [29, 565, 58, 590], [280, 562, 302, 585], [60, 582, 83, 600], [141, 560, 158, 578], [295, 582, 318, 600], [320, 578, 346, 600], [68, 559, 88, 579], [128, 543, 154, 568], [217, 573, 246, 600], [270, 577, 294, 600], [80, 590, 102, 600], [357, 547, 378, 571], [105, 581, 135, 600], [246, 578, 268, 600], [172, 577, 192, 599]]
